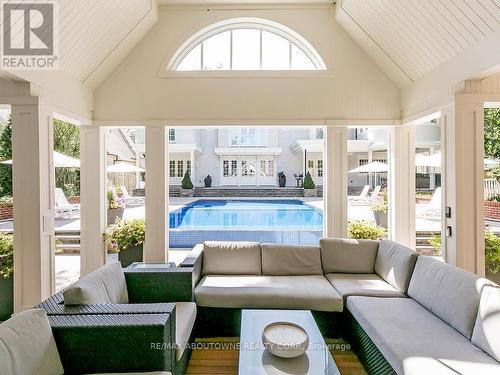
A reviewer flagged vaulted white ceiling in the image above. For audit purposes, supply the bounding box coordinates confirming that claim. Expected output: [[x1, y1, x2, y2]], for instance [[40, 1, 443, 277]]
[[336, 0, 500, 86]]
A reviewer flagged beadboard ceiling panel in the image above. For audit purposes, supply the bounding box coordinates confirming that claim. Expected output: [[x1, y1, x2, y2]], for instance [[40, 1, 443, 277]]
[[338, 0, 500, 82]]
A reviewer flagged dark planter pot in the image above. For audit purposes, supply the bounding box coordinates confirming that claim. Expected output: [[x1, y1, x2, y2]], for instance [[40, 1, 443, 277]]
[[0, 275, 13, 321], [374, 211, 388, 228], [118, 245, 143, 268], [204, 176, 212, 188], [107, 207, 125, 225], [278, 177, 286, 187], [486, 269, 500, 285]]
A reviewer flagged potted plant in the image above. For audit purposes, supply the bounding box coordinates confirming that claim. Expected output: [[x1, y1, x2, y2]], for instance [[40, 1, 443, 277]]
[[485, 230, 500, 284], [0, 232, 13, 321], [180, 171, 194, 197], [204, 175, 212, 188], [370, 199, 388, 228], [303, 171, 317, 197], [106, 219, 145, 267], [107, 191, 125, 225], [277, 171, 286, 187], [347, 220, 386, 240]]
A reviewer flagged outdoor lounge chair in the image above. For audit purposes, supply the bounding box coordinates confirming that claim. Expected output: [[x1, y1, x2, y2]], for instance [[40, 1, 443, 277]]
[[349, 185, 382, 205], [348, 184, 370, 201], [417, 187, 442, 220], [54, 188, 80, 219], [120, 185, 145, 206]]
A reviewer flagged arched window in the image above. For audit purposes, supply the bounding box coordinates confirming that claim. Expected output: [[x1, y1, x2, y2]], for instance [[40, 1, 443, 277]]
[[169, 18, 326, 72]]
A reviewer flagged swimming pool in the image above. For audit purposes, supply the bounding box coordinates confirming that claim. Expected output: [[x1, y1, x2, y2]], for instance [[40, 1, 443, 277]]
[[169, 199, 323, 248]]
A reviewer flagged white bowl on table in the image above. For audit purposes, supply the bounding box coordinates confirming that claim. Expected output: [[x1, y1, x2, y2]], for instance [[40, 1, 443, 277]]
[[262, 321, 310, 359]]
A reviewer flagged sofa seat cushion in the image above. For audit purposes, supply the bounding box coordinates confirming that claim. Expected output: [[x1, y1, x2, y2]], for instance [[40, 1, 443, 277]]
[[0, 309, 64, 375], [261, 244, 322, 275], [175, 302, 197, 362], [408, 256, 493, 339], [64, 261, 129, 305], [320, 238, 379, 273], [374, 240, 418, 293], [347, 296, 500, 375], [195, 275, 343, 312], [325, 273, 407, 299], [202, 241, 261, 276]]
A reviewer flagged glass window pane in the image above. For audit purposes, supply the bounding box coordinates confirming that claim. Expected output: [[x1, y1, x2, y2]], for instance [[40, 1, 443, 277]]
[[203, 31, 230, 70], [232, 29, 260, 70], [262, 31, 289, 70], [291, 44, 315, 70], [177, 44, 201, 71]]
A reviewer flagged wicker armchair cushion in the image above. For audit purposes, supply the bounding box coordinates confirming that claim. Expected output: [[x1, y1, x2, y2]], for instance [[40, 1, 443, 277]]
[[202, 241, 261, 276], [261, 243, 322, 275], [0, 309, 64, 375], [64, 262, 129, 305], [375, 240, 418, 293]]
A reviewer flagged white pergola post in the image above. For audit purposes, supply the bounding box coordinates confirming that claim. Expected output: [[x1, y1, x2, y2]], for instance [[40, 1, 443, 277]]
[[388, 125, 416, 248], [144, 125, 169, 263], [80, 126, 107, 275], [441, 100, 485, 275], [12, 98, 55, 312], [324, 125, 347, 238], [190, 151, 195, 186]]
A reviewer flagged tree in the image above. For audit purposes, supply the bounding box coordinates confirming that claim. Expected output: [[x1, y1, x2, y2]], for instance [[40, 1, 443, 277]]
[[53, 119, 80, 196], [303, 171, 315, 189], [484, 108, 500, 159], [0, 118, 12, 196]]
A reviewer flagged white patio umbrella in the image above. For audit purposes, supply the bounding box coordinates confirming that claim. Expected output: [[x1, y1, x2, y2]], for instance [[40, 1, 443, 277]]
[[106, 162, 145, 173], [0, 151, 80, 168], [484, 158, 500, 170], [415, 152, 441, 168], [348, 161, 389, 174]]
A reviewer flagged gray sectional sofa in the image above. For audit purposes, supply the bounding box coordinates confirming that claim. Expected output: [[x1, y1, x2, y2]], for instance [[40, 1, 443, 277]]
[[181, 239, 500, 375]]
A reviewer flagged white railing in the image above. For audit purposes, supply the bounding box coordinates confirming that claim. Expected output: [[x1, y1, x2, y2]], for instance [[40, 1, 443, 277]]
[[485, 178, 500, 199]]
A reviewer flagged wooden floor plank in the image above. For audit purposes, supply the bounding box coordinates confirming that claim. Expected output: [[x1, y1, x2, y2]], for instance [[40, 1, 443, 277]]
[[186, 339, 368, 375]]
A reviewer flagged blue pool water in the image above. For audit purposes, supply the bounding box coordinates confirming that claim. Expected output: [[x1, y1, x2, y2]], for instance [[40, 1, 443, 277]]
[[169, 199, 323, 248]]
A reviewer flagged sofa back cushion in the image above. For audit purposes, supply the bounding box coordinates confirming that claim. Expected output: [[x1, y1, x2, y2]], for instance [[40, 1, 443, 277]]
[[0, 309, 64, 375], [408, 256, 492, 339], [472, 285, 500, 361], [374, 240, 418, 293], [261, 244, 322, 275], [202, 241, 261, 276], [320, 238, 379, 273], [64, 261, 129, 305]]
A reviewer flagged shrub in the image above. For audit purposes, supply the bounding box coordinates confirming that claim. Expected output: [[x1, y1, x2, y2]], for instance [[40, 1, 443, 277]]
[[347, 220, 386, 240], [0, 196, 13, 208], [106, 219, 145, 252], [0, 232, 13, 279], [428, 229, 499, 273], [487, 194, 500, 202], [303, 171, 315, 189], [485, 230, 500, 274], [181, 171, 194, 189], [370, 200, 388, 213]]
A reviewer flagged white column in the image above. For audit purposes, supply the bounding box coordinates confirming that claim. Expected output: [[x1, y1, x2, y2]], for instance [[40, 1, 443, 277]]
[[324, 126, 348, 238], [441, 101, 485, 275], [12, 99, 55, 312], [190, 151, 195, 187], [388, 125, 416, 248], [144, 125, 169, 263], [80, 126, 107, 275]]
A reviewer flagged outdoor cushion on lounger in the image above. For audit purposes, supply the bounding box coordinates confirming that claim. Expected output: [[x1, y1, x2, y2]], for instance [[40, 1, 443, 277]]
[[202, 241, 261, 276], [194, 275, 343, 312], [325, 273, 406, 299], [63, 261, 129, 305], [261, 243, 322, 275], [347, 296, 500, 375]]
